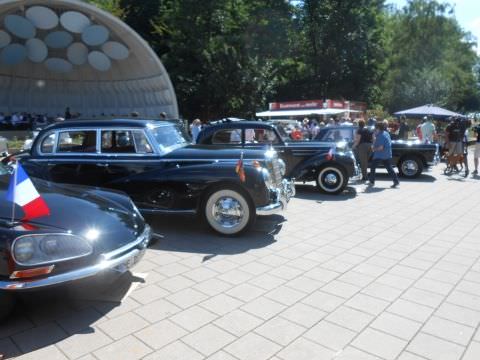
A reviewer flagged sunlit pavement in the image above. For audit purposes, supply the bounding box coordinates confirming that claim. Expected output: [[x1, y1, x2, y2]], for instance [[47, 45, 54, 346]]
[[2, 162, 480, 360]]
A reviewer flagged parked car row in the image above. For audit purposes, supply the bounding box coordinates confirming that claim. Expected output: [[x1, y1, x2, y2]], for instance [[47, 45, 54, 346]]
[[0, 117, 439, 319]]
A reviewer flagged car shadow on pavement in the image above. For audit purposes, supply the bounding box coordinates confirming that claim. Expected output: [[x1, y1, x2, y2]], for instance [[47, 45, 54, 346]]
[[146, 214, 282, 258], [1, 272, 143, 358], [373, 173, 437, 183], [293, 184, 357, 202]]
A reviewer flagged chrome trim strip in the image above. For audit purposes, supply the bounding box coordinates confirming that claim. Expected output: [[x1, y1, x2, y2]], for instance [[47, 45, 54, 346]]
[[28, 158, 251, 163], [139, 208, 197, 215]]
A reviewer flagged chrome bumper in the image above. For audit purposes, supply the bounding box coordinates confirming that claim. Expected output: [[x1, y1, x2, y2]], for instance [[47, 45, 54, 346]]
[[257, 179, 295, 216], [0, 226, 151, 291]]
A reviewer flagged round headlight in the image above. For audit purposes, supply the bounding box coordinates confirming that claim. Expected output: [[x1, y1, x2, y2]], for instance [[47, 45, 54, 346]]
[[261, 168, 273, 188], [14, 238, 35, 262], [278, 159, 286, 176]]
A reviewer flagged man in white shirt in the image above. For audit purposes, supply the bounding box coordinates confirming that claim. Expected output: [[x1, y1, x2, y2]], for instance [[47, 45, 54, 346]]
[[421, 117, 436, 143]]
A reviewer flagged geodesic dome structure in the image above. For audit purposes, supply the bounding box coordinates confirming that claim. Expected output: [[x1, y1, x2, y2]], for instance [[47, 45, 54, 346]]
[[0, 0, 178, 118]]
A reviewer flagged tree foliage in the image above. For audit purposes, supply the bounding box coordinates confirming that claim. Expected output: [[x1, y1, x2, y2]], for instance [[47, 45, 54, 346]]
[[87, 0, 480, 118], [380, 0, 480, 112]]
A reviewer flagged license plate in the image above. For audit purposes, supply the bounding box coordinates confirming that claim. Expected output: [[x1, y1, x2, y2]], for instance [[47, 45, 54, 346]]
[[115, 249, 146, 273]]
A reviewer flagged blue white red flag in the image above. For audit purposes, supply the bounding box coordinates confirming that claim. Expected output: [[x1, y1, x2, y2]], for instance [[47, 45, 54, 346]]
[[6, 163, 50, 221]]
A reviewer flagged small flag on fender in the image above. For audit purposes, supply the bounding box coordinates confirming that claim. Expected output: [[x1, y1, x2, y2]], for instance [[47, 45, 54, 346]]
[[235, 152, 246, 183], [6, 163, 50, 221], [325, 147, 335, 161]]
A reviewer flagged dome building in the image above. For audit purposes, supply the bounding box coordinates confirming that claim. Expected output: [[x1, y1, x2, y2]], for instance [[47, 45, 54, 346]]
[[0, 0, 178, 118]]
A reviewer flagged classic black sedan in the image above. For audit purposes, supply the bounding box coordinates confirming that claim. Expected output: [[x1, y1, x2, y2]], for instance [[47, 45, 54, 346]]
[[17, 119, 295, 236], [0, 164, 151, 319], [197, 121, 360, 194], [314, 125, 440, 178]]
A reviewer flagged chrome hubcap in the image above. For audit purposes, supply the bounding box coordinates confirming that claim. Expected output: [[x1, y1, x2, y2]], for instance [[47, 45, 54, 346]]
[[402, 160, 418, 176], [212, 197, 244, 228], [325, 173, 338, 185]]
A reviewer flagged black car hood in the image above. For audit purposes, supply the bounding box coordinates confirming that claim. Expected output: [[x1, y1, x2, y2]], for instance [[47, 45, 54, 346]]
[[164, 145, 271, 161], [0, 176, 143, 254]]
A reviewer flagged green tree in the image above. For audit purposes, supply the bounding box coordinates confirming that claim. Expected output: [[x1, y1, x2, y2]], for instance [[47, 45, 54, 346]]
[[380, 0, 480, 112]]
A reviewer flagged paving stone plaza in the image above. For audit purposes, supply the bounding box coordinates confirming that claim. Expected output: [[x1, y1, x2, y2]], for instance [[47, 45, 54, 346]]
[[2, 166, 480, 360]]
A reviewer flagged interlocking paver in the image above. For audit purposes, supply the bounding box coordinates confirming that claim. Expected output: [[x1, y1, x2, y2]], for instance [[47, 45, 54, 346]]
[[94, 335, 152, 360], [56, 328, 112, 359], [170, 305, 218, 332], [422, 316, 475, 346], [325, 305, 374, 332], [182, 324, 236, 356], [224, 332, 282, 360], [277, 337, 335, 360], [407, 332, 465, 360], [370, 312, 422, 340], [352, 327, 408, 360], [142, 340, 204, 360], [214, 309, 263, 336], [255, 316, 306, 346], [97, 312, 148, 340], [135, 319, 188, 350], [463, 341, 480, 360], [304, 320, 356, 351]]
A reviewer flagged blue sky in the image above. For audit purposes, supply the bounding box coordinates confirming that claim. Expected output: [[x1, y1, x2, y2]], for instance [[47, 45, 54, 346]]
[[387, 0, 480, 53]]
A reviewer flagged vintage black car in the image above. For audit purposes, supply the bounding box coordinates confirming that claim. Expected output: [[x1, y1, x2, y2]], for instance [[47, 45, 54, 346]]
[[314, 125, 440, 178], [17, 119, 294, 236], [0, 164, 151, 319], [196, 121, 360, 194]]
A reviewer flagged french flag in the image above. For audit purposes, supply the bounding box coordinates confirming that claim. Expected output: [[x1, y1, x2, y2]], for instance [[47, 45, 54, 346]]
[[325, 147, 335, 161], [6, 163, 50, 221]]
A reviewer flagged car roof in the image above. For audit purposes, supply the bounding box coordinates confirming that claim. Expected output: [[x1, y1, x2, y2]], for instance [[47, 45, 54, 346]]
[[42, 119, 179, 130], [205, 121, 275, 129]]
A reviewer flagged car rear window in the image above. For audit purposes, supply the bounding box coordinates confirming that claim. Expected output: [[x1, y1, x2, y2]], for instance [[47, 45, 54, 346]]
[[212, 129, 242, 144], [101, 130, 153, 154], [57, 131, 97, 153]]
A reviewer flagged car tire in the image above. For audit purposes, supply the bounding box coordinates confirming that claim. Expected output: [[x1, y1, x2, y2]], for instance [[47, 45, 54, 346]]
[[203, 187, 254, 236], [398, 155, 423, 178], [0, 292, 14, 320], [316, 165, 348, 195]]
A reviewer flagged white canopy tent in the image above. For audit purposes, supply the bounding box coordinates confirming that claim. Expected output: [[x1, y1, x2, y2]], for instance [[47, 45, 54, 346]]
[[0, 0, 178, 118], [256, 108, 360, 117]]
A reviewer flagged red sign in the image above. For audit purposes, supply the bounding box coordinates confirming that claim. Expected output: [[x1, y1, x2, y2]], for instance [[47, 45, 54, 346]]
[[269, 99, 366, 112]]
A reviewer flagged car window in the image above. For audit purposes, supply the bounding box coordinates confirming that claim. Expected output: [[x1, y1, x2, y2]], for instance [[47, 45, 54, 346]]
[[57, 131, 97, 153], [149, 124, 189, 155], [40, 133, 55, 153], [245, 128, 280, 144], [320, 129, 353, 142], [101, 130, 136, 153], [212, 129, 242, 144], [132, 130, 153, 153]]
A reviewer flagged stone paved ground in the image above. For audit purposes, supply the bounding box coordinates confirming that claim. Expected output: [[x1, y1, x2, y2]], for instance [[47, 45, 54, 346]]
[[2, 164, 480, 360]]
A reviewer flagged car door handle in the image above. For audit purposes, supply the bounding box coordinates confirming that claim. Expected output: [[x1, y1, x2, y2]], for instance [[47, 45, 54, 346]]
[[96, 163, 109, 168]]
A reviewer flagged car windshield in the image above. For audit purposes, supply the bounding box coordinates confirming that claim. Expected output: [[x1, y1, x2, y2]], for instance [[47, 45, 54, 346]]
[[149, 123, 190, 154]]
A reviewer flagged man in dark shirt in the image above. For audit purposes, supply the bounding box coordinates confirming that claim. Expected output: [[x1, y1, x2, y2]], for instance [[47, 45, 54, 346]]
[[398, 116, 409, 140], [445, 117, 466, 173]]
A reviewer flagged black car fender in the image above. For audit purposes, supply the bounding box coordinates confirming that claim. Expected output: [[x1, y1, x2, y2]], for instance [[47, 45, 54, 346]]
[[290, 153, 355, 181], [112, 162, 271, 209]]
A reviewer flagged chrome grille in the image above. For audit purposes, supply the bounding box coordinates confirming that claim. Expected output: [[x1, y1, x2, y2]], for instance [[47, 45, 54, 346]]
[[265, 152, 282, 187]]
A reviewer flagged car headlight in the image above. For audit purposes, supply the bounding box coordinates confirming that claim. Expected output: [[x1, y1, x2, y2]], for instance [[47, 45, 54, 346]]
[[12, 234, 93, 266], [278, 159, 286, 176], [260, 168, 273, 189]]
